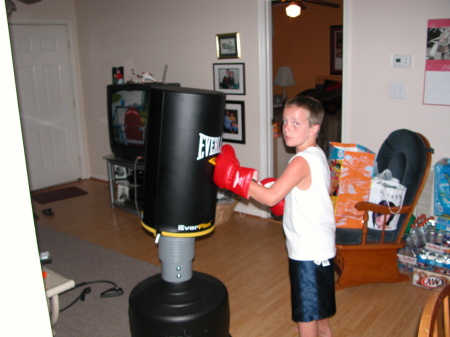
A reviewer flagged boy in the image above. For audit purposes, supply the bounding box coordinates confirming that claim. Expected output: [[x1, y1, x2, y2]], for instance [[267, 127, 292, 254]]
[[214, 96, 336, 337]]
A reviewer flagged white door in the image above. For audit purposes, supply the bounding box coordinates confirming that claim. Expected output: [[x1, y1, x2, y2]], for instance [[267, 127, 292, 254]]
[[9, 23, 81, 191]]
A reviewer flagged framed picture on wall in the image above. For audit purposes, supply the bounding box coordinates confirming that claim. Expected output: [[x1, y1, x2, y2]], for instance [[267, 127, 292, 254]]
[[330, 25, 343, 74], [216, 32, 241, 59], [223, 101, 245, 144], [213, 63, 245, 95]]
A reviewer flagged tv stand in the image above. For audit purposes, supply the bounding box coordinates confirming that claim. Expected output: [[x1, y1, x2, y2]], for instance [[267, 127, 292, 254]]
[[103, 154, 145, 214]]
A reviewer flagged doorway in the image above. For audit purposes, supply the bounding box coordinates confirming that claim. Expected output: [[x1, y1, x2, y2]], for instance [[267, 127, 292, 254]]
[[9, 23, 82, 191], [270, 1, 344, 176]]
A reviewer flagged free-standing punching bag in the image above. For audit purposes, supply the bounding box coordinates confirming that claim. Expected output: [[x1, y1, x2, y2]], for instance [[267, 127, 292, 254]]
[[141, 86, 223, 238], [129, 87, 231, 337]]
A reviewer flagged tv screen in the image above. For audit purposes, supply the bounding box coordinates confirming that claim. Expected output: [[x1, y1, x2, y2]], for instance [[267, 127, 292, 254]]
[[107, 83, 179, 161]]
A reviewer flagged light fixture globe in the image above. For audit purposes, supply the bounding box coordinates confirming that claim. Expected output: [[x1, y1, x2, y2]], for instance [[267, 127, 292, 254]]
[[286, 3, 301, 18]]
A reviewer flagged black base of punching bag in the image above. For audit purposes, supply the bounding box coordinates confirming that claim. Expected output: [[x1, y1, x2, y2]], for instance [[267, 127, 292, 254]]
[[129, 272, 231, 337]]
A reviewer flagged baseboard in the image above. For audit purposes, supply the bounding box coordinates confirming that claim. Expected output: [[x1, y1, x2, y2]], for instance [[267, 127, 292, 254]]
[[90, 173, 108, 182], [416, 169, 434, 217], [235, 202, 270, 218]]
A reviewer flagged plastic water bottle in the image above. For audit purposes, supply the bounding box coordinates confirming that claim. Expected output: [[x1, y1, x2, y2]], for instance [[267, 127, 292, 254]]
[[409, 223, 420, 253], [405, 236, 418, 257], [417, 249, 428, 267], [417, 225, 426, 248], [426, 225, 436, 244], [436, 231, 444, 246]]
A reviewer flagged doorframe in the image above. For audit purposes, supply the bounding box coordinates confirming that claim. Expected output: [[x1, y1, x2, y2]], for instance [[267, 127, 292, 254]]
[[8, 18, 89, 183], [258, 0, 274, 180], [259, 0, 351, 174]]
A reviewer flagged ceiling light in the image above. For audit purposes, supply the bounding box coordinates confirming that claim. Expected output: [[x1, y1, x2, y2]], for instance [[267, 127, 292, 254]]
[[286, 3, 301, 18]]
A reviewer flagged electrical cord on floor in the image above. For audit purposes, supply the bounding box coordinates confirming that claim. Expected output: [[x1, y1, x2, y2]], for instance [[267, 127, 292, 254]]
[[59, 280, 124, 313]]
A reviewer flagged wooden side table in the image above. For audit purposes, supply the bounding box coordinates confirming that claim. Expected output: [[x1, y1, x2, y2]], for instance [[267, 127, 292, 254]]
[[43, 267, 75, 325]]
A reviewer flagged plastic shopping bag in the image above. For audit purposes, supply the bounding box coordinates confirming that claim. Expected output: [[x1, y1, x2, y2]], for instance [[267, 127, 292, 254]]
[[367, 170, 407, 231]]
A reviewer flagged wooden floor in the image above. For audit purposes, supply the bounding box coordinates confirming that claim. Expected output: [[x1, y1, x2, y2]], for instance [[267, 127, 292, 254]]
[[32, 179, 431, 337]]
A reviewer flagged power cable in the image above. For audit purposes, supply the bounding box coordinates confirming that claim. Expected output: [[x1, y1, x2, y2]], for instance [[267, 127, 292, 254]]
[[59, 280, 124, 312]]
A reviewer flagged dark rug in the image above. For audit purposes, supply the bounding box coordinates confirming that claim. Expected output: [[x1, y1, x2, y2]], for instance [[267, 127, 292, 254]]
[[32, 186, 88, 204], [35, 223, 161, 337]]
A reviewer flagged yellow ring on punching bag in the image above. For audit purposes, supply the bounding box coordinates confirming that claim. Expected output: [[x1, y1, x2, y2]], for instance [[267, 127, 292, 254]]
[[141, 220, 216, 238]]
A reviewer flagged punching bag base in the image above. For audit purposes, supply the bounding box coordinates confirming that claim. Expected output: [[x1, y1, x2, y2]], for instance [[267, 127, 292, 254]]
[[129, 271, 231, 337]]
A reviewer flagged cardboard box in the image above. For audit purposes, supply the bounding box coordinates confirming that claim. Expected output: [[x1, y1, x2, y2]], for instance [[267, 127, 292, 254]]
[[436, 215, 450, 231], [412, 267, 450, 289], [397, 252, 417, 265], [328, 142, 375, 229], [434, 158, 450, 216], [425, 242, 450, 254], [398, 262, 415, 273], [397, 252, 417, 273]]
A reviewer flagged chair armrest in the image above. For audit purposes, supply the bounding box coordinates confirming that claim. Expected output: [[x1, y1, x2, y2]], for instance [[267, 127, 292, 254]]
[[355, 201, 412, 215], [354, 202, 413, 244]]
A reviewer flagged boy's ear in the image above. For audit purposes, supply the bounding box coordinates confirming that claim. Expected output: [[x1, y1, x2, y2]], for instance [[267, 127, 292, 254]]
[[311, 124, 320, 137]]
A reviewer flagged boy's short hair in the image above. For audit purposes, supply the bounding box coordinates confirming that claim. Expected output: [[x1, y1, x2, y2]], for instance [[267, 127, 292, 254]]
[[285, 95, 325, 127]]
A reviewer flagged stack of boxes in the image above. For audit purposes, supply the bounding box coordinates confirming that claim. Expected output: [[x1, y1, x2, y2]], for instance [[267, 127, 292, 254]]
[[398, 158, 450, 289]]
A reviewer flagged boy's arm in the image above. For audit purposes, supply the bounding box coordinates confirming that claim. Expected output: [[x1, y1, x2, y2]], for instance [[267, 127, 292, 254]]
[[249, 156, 310, 206], [260, 178, 285, 216]]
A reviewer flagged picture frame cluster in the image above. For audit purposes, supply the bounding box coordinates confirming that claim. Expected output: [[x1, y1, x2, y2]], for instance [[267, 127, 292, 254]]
[[214, 32, 246, 144]]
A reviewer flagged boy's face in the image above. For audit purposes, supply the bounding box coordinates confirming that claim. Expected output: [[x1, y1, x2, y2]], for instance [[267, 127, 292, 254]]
[[282, 105, 318, 152]]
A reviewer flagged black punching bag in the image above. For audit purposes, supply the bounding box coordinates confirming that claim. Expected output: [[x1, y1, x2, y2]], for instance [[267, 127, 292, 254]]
[[142, 86, 225, 237], [129, 87, 231, 337]]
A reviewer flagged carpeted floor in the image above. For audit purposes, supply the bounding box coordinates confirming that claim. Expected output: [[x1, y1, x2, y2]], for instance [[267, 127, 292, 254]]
[[35, 223, 160, 337]]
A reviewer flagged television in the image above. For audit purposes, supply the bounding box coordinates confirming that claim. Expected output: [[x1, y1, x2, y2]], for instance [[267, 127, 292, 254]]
[[107, 83, 180, 161]]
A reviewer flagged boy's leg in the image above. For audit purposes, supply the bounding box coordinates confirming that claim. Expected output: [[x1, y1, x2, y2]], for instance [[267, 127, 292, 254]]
[[317, 318, 333, 337], [297, 321, 317, 337], [296, 319, 332, 337]]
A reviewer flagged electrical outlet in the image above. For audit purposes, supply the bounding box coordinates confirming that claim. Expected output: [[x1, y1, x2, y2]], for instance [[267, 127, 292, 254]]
[[389, 82, 406, 99]]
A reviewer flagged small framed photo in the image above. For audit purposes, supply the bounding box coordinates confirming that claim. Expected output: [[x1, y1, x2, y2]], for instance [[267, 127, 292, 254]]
[[330, 25, 343, 75], [216, 32, 241, 59], [112, 66, 124, 84], [213, 63, 245, 95], [117, 185, 129, 202], [223, 101, 245, 144], [114, 165, 127, 180]]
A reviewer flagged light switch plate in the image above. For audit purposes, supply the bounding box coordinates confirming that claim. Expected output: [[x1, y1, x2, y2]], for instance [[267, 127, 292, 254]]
[[389, 82, 406, 99]]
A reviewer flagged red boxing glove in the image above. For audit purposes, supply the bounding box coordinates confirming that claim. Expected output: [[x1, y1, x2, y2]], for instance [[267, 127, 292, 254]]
[[213, 144, 257, 199], [261, 178, 285, 216]]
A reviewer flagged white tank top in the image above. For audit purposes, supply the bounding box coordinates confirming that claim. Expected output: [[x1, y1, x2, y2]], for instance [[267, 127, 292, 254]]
[[283, 146, 336, 261]]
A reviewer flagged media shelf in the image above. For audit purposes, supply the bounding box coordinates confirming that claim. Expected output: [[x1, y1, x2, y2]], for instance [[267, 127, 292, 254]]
[[103, 154, 145, 214]]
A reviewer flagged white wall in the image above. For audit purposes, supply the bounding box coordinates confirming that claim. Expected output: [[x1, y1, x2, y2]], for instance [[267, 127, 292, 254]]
[[345, 0, 449, 164], [9, 0, 450, 216], [73, 0, 264, 179], [73, 0, 269, 216], [11, 0, 268, 216], [344, 0, 450, 215]]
